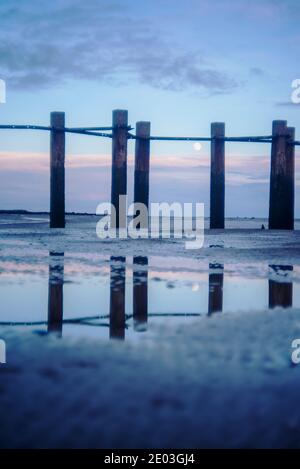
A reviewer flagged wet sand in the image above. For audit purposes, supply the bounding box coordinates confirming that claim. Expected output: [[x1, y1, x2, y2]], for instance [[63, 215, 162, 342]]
[[0, 214, 300, 448]]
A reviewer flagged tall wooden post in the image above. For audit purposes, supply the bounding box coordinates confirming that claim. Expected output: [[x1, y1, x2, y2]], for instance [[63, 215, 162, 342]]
[[268, 120, 294, 229], [133, 256, 148, 331], [210, 123, 225, 229], [50, 112, 65, 228], [109, 256, 126, 340], [111, 110, 128, 229], [134, 122, 151, 229], [286, 127, 295, 230]]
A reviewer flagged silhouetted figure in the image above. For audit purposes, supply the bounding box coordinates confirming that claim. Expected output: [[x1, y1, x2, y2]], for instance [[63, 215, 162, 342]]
[[261, 224, 265, 230]]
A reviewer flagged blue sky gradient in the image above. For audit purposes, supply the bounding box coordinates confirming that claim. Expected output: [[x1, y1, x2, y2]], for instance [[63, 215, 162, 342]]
[[0, 0, 299, 216]]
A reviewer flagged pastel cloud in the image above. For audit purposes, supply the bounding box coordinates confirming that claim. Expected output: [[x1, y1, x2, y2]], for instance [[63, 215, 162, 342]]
[[1, 150, 299, 215], [0, 150, 270, 176]]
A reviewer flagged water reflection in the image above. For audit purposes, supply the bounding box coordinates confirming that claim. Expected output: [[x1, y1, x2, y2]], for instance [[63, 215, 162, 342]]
[[48, 252, 64, 336], [42, 259, 296, 340], [133, 256, 148, 331], [269, 265, 293, 309], [109, 256, 126, 340], [208, 263, 224, 315]]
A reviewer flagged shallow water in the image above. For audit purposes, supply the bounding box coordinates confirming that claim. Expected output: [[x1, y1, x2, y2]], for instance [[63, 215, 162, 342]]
[[1, 214, 300, 341], [0, 251, 299, 341]]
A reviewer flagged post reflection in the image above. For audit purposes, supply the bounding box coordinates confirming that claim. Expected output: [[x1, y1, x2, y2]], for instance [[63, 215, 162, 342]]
[[45, 258, 296, 339], [48, 252, 64, 336], [269, 265, 293, 309], [208, 263, 224, 315], [109, 256, 126, 340], [133, 256, 148, 331]]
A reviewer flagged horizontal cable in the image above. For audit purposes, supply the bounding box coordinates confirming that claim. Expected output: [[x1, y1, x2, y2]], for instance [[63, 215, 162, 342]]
[[0, 124, 51, 131], [0, 124, 131, 131], [0, 125, 296, 145], [128, 133, 273, 143], [64, 128, 112, 138], [223, 136, 272, 143], [0, 312, 202, 327], [150, 136, 211, 142], [68, 126, 114, 131], [71, 125, 132, 131], [0, 315, 104, 326], [0, 125, 112, 138], [128, 133, 209, 142]]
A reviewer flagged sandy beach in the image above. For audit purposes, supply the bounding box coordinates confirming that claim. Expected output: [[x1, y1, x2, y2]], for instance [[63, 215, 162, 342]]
[[0, 214, 300, 448]]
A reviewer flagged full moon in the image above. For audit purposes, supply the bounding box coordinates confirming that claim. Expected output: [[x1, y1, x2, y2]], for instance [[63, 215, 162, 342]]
[[193, 142, 202, 151]]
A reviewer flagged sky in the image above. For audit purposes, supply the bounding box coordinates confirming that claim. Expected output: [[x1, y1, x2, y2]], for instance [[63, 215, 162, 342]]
[[0, 0, 299, 217]]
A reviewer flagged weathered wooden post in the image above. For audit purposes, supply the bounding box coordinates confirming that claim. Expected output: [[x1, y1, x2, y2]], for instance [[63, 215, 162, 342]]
[[269, 120, 294, 229], [109, 256, 126, 340], [286, 126, 295, 230], [134, 122, 151, 229], [50, 112, 65, 228], [208, 263, 224, 315], [111, 110, 128, 229], [133, 256, 148, 330], [48, 252, 64, 336], [210, 123, 225, 229]]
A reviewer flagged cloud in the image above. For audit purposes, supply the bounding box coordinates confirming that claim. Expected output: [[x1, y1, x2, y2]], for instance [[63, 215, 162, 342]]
[[0, 150, 284, 184], [1, 149, 300, 214], [0, 0, 237, 94], [276, 101, 300, 108], [249, 67, 265, 77], [191, 0, 295, 20]]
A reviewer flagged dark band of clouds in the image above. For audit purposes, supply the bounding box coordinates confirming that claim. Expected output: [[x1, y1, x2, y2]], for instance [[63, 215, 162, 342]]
[[276, 101, 300, 108], [0, 0, 238, 94]]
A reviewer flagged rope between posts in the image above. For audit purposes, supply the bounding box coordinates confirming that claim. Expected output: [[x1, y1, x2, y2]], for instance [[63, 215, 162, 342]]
[[0, 124, 132, 139], [128, 133, 274, 143], [0, 312, 202, 327], [0, 124, 298, 145]]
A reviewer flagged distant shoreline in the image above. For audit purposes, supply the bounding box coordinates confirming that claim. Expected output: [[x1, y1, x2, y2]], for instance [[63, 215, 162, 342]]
[[0, 210, 294, 220], [0, 210, 97, 216]]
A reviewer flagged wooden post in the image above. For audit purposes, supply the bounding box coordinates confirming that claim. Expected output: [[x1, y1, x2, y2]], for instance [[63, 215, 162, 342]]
[[48, 252, 64, 336], [109, 256, 126, 340], [111, 110, 128, 229], [208, 263, 224, 315], [210, 123, 225, 229], [286, 127, 295, 230], [269, 265, 293, 308], [134, 122, 151, 229], [268, 120, 294, 229], [50, 112, 65, 228], [133, 256, 148, 331]]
